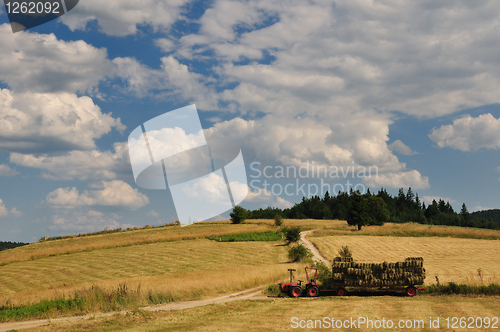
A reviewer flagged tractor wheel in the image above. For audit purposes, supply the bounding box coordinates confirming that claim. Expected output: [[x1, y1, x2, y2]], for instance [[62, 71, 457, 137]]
[[336, 287, 346, 296], [406, 286, 417, 297], [289, 286, 302, 298], [307, 286, 319, 297]]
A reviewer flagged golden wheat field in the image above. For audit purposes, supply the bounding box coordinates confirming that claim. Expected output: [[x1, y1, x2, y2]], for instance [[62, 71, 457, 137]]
[[311, 235, 500, 285]]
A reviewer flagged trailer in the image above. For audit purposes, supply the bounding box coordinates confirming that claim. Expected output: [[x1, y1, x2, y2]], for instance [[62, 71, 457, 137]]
[[330, 256, 426, 297]]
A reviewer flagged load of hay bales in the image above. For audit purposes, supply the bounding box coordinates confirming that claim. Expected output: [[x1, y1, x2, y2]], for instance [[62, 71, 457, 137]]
[[332, 256, 426, 286]]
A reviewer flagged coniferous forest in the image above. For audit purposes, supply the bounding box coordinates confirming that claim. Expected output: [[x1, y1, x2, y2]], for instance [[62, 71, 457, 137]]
[[244, 188, 500, 230]]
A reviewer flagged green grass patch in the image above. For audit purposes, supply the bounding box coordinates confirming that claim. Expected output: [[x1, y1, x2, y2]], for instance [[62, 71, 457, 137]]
[[426, 282, 500, 295], [0, 284, 142, 322], [207, 231, 282, 242], [263, 284, 282, 296], [0, 298, 85, 322]]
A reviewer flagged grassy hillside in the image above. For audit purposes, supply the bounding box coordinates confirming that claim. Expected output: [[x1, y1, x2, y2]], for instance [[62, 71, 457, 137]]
[[2, 219, 500, 325], [0, 222, 274, 266], [0, 221, 308, 309], [0, 219, 338, 267], [0, 239, 289, 303]]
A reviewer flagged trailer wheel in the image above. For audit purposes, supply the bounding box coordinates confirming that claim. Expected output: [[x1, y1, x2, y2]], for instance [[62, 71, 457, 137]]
[[289, 286, 302, 298], [336, 287, 346, 296], [307, 286, 319, 297], [406, 286, 417, 297]]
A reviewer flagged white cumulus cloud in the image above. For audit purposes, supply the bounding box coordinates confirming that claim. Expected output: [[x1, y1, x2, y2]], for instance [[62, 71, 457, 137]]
[[10, 142, 130, 180], [205, 115, 428, 189], [388, 140, 418, 156], [0, 89, 125, 153], [364, 170, 430, 190], [112, 56, 218, 109], [0, 164, 19, 177], [246, 189, 294, 209], [60, 0, 191, 36], [147, 210, 160, 218], [45, 180, 149, 210], [0, 199, 22, 217], [0, 24, 110, 93], [49, 210, 122, 232], [429, 113, 500, 151]]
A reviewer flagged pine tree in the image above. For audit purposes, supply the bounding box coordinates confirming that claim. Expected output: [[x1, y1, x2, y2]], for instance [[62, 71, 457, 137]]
[[323, 191, 330, 203], [397, 188, 405, 202], [438, 199, 446, 212], [445, 202, 454, 214], [460, 203, 470, 223], [406, 187, 414, 202], [347, 192, 369, 230]]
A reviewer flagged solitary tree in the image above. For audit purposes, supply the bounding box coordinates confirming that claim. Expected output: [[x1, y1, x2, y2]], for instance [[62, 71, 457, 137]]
[[347, 193, 370, 230], [230, 206, 248, 224], [347, 193, 389, 230]]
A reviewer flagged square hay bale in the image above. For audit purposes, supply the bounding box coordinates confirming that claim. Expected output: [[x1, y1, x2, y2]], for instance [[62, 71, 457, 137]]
[[332, 256, 425, 286]]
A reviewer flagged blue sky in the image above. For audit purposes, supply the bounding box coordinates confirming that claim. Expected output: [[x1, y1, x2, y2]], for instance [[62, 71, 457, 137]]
[[1, 0, 500, 242]]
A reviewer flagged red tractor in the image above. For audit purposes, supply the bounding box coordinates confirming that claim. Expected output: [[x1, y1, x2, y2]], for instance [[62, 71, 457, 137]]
[[279, 267, 319, 297]]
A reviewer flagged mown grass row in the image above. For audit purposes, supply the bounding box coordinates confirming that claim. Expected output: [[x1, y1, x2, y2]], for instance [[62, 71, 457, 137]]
[[312, 222, 500, 240], [311, 235, 500, 287], [0, 239, 287, 306], [0, 223, 274, 266], [207, 231, 283, 242]]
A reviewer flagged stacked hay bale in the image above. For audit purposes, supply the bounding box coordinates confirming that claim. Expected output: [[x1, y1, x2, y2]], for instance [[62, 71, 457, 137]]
[[332, 256, 425, 286]]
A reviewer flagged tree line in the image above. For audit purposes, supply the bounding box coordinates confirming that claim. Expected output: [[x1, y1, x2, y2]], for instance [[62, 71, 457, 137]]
[[470, 209, 500, 223], [242, 188, 500, 230], [0, 241, 28, 252]]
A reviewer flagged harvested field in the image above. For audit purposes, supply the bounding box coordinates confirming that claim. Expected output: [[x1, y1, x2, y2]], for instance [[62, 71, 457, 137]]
[[311, 222, 500, 240], [311, 236, 500, 285], [0, 223, 275, 266], [0, 239, 294, 307]]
